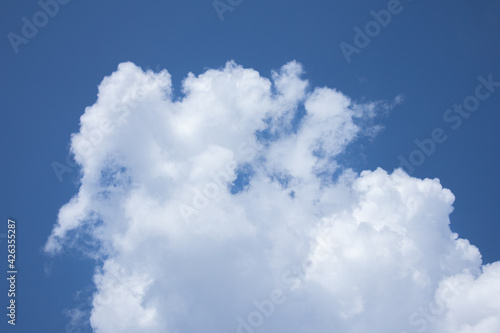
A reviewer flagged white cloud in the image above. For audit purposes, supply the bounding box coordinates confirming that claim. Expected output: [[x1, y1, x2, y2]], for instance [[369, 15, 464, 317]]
[[46, 61, 500, 333]]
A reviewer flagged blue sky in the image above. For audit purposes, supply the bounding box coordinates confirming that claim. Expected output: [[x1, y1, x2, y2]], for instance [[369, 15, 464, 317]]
[[1, 0, 500, 332]]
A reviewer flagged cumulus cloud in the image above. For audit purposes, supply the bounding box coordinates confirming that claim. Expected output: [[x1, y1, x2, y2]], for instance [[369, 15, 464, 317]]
[[46, 61, 500, 333]]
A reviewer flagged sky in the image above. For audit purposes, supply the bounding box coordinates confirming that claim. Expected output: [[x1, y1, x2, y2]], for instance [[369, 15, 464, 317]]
[[1, 0, 500, 332]]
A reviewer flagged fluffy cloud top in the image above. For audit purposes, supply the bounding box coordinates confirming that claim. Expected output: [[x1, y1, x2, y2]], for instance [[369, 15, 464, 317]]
[[46, 61, 500, 333]]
